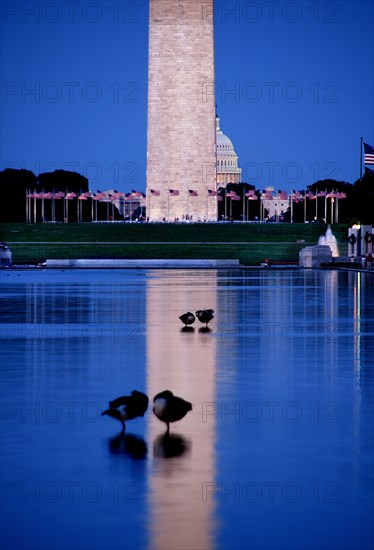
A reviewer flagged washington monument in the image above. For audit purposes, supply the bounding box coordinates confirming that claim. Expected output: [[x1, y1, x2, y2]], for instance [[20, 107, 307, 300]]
[[146, 0, 217, 221]]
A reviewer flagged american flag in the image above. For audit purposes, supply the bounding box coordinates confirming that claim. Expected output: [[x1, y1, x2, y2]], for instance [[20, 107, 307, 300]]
[[188, 189, 198, 196], [208, 189, 218, 196], [245, 190, 255, 197], [169, 189, 179, 196], [66, 192, 78, 199], [226, 191, 238, 198], [292, 191, 301, 199], [364, 142, 374, 165], [150, 189, 160, 196]]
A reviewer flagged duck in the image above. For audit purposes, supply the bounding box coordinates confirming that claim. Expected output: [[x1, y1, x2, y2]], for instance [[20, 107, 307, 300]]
[[153, 390, 192, 432], [195, 309, 214, 326], [102, 390, 149, 431], [179, 312, 196, 327]]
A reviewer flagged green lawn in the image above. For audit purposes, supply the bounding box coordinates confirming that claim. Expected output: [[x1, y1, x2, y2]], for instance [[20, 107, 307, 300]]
[[0, 222, 349, 265]]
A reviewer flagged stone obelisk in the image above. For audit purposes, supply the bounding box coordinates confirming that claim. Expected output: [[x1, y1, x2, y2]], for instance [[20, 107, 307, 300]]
[[146, 0, 217, 222]]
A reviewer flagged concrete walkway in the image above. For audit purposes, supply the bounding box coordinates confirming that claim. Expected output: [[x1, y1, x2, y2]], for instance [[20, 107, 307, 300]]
[[45, 259, 241, 268]]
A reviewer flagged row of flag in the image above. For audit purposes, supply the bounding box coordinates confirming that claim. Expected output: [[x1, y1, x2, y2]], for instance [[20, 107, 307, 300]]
[[28, 189, 349, 203], [27, 190, 144, 201], [26, 141, 373, 204], [150, 188, 221, 198], [150, 189, 346, 201]]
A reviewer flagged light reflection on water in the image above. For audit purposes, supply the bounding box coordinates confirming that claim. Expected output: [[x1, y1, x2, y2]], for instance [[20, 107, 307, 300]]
[[0, 269, 373, 550]]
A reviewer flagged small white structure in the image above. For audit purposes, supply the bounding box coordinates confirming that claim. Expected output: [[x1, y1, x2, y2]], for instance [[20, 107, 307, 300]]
[[0, 243, 12, 267], [362, 225, 373, 255], [348, 225, 361, 256], [261, 188, 290, 220], [299, 245, 332, 268]]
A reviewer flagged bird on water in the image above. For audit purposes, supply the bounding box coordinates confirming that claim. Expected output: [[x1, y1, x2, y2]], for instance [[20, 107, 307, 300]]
[[195, 309, 214, 327], [102, 390, 149, 431], [153, 390, 192, 432], [179, 312, 196, 327]]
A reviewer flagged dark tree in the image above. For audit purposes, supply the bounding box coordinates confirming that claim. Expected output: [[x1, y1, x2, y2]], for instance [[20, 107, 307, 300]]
[[291, 179, 353, 223], [349, 171, 374, 224], [37, 170, 88, 194], [0, 169, 37, 222]]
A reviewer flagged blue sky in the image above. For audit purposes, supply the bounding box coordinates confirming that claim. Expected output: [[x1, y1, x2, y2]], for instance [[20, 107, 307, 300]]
[[1, 0, 373, 193]]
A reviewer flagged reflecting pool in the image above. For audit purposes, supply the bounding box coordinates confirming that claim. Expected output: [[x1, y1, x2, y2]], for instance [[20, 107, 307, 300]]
[[1, 269, 373, 550]]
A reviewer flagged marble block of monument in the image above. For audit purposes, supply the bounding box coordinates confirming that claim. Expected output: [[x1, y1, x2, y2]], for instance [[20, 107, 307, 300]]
[[299, 245, 332, 268]]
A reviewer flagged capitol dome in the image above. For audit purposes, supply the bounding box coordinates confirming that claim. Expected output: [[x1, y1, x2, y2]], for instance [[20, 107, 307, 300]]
[[216, 117, 242, 186]]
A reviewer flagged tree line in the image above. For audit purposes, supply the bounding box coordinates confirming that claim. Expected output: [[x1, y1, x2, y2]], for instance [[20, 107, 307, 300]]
[[0, 169, 122, 223], [218, 172, 374, 224], [0, 167, 373, 224]]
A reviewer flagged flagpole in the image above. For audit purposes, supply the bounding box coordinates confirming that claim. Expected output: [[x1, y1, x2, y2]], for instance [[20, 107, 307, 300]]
[[360, 137, 363, 179], [42, 189, 45, 223], [324, 190, 327, 223], [304, 193, 306, 223]]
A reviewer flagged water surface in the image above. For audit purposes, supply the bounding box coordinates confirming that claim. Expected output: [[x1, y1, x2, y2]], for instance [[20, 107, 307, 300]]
[[1, 268, 373, 550]]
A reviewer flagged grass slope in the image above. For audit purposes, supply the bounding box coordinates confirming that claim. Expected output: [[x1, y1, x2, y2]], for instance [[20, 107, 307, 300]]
[[0, 223, 348, 265]]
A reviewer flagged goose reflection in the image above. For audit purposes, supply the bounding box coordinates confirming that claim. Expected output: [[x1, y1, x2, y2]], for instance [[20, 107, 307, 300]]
[[180, 326, 195, 333], [153, 432, 191, 459], [108, 431, 148, 460]]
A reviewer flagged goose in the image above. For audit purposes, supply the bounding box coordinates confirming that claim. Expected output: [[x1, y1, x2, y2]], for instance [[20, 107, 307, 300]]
[[195, 309, 214, 326], [179, 312, 196, 326], [102, 390, 149, 431], [153, 390, 192, 432]]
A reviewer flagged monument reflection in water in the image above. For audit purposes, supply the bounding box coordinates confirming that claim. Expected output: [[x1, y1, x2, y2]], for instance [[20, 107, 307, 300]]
[[0, 269, 373, 550], [146, 270, 217, 550]]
